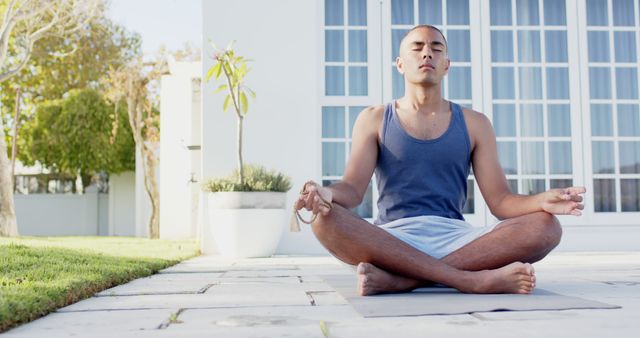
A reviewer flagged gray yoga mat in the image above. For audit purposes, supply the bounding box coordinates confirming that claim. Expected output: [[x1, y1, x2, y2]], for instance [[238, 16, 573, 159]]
[[323, 274, 620, 317]]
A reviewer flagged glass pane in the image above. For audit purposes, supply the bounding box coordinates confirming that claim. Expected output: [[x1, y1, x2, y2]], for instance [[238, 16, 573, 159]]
[[520, 104, 544, 136], [548, 104, 571, 136], [587, 0, 608, 26], [549, 141, 572, 174], [516, 0, 540, 25], [322, 142, 346, 176], [588, 31, 610, 62], [547, 67, 570, 100], [491, 31, 514, 62], [348, 0, 367, 26], [544, 0, 566, 25], [620, 179, 640, 212], [325, 30, 344, 62], [349, 106, 365, 137], [392, 29, 409, 61], [462, 179, 474, 214], [498, 141, 518, 174], [393, 66, 404, 99], [613, 0, 635, 26], [616, 67, 639, 100], [322, 106, 345, 138], [326, 66, 345, 95], [614, 31, 637, 62], [508, 179, 518, 193], [447, 0, 470, 25], [592, 141, 615, 173], [619, 141, 640, 173], [522, 141, 545, 174], [448, 29, 470, 62], [593, 179, 616, 212], [491, 0, 512, 25], [493, 67, 515, 99], [448, 67, 471, 99], [392, 0, 414, 24], [349, 30, 367, 62], [519, 67, 542, 99], [522, 179, 546, 194], [589, 67, 611, 99], [325, 0, 344, 26], [353, 181, 373, 218], [349, 66, 368, 96], [591, 104, 613, 136], [518, 30, 541, 62], [550, 179, 573, 189], [545, 31, 568, 62], [618, 104, 640, 137], [419, 0, 442, 24], [493, 104, 516, 137]]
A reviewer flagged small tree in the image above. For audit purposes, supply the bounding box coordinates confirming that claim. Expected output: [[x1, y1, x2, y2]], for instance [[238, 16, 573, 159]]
[[205, 41, 255, 186], [103, 58, 165, 239]]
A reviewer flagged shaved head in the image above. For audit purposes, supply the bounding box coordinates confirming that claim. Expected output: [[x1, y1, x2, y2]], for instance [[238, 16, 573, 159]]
[[399, 25, 448, 53]]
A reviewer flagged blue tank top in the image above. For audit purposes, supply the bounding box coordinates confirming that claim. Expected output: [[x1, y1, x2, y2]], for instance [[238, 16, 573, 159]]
[[374, 100, 471, 225]]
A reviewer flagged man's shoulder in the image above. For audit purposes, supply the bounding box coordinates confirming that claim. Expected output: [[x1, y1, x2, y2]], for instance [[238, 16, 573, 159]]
[[457, 104, 492, 129]]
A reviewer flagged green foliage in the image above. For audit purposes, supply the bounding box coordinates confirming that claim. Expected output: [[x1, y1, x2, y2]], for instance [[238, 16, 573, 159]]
[[21, 89, 135, 176], [205, 41, 255, 116], [202, 164, 292, 192], [0, 237, 199, 332], [0, 15, 141, 172]]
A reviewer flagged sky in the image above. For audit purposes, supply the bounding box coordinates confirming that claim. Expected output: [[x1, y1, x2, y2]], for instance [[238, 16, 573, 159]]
[[106, 0, 202, 57]]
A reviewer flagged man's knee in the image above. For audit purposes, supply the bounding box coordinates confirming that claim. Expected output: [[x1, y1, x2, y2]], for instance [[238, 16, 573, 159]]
[[532, 211, 562, 251]]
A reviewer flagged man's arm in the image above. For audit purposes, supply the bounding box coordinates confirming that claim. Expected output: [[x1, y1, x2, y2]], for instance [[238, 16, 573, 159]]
[[468, 110, 585, 220], [296, 105, 383, 215]]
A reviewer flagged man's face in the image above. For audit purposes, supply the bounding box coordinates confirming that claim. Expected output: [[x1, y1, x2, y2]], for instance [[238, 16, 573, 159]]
[[396, 27, 450, 86]]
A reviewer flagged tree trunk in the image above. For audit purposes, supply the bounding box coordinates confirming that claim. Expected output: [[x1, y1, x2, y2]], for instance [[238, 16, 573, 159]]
[[141, 142, 159, 238], [0, 118, 18, 237], [237, 116, 244, 185]]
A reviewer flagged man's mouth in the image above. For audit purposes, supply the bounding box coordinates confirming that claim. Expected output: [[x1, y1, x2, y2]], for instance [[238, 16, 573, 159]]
[[419, 63, 435, 70]]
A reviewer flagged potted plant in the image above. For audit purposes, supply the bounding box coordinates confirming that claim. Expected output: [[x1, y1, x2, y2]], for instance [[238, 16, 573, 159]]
[[203, 41, 292, 258]]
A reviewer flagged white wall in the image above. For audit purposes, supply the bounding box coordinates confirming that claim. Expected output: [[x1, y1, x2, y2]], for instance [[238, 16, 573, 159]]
[[202, 0, 327, 254], [108, 171, 136, 236], [159, 61, 201, 239], [15, 191, 103, 236]]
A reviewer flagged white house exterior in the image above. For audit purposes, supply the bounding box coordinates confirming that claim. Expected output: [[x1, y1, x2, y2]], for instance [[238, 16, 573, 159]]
[[197, 0, 640, 254]]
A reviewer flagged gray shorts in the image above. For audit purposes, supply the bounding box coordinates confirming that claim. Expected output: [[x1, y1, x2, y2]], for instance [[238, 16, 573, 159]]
[[379, 215, 499, 259]]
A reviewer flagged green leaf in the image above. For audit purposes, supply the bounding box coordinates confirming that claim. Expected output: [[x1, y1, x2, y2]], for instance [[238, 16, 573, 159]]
[[246, 87, 256, 99], [215, 61, 223, 79], [320, 321, 329, 337], [223, 95, 232, 112], [240, 91, 248, 115], [213, 84, 227, 94], [205, 63, 219, 82]]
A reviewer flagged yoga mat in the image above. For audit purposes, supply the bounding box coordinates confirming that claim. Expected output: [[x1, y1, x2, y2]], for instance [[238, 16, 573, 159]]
[[323, 274, 621, 317]]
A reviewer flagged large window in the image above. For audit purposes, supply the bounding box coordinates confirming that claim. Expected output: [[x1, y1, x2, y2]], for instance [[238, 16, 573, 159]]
[[323, 0, 374, 218], [586, 0, 640, 212], [490, 0, 574, 197]]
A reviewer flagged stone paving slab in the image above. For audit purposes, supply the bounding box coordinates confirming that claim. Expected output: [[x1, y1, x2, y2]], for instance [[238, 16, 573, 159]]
[[3, 252, 640, 338]]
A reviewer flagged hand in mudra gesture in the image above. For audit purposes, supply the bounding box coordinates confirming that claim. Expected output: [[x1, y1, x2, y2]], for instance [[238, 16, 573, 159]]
[[541, 187, 586, 216], [294, 181, 333, 223]]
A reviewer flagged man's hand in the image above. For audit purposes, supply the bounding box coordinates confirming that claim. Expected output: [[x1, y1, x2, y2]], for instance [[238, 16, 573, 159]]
[[294, 181, 333, 216], [540, 187, 586, 216]]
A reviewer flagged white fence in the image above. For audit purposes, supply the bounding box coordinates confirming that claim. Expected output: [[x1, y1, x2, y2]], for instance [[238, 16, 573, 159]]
[[14, 171, 136, 237]]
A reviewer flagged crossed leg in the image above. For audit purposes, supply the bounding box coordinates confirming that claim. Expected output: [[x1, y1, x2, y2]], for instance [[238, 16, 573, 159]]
[[311, 203, 561, 295]]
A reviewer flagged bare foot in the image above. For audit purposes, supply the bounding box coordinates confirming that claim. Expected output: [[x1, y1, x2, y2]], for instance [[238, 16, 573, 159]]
[[356, 262, 426, 296], [464, 262, 536, 294]]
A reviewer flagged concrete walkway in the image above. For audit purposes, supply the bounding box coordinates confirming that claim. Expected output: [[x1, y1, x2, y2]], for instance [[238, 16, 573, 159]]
[[3, 252, 640, 337]]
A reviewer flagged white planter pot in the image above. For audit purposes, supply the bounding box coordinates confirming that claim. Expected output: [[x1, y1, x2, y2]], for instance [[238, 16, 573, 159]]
[[204, 192, 287, 258]]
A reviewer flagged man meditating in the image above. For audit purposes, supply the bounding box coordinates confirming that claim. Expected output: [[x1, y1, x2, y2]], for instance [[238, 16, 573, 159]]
[[295, 25, 585, 296]]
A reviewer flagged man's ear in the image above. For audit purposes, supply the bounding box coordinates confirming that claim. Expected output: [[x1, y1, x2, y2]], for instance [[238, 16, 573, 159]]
[[396, 56, 404, 75], [445, 58, 450, 72]]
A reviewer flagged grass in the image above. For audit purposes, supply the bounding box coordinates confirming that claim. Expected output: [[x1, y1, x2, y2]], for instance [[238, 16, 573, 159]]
[[0, 236, 200, 333]]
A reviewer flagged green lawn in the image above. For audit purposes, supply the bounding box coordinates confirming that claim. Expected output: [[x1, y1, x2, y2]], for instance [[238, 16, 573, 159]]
[[0, 236, 200, 332]]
